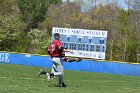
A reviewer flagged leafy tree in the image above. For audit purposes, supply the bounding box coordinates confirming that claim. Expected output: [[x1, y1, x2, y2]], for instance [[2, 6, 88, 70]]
[[15, 0, 61, 53], [43, 1, 82, 30], [0, 15, 26, 51], [117, 9, 129, 61], [27, 29, 50, 54], [0, 0, 27, 52], [17, 0, 61, 31]]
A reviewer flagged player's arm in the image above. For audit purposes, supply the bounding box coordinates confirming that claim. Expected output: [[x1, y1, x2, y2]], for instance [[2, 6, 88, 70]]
[[57, 41, 73, 53], [63, 48, 73, 53], [60, 47, 73, 53], [64, 57, 82, 62], [63, 57, 76, 62]]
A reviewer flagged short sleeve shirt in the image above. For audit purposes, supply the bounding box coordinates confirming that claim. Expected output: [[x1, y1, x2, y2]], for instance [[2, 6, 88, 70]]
[[50, 40, 63, 57]]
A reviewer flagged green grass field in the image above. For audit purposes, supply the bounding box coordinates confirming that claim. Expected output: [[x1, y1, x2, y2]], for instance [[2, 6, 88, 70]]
[[0, 63, 140, 93]]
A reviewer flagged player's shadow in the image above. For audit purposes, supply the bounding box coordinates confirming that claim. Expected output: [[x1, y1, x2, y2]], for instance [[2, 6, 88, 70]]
[[48, 84, 82, 88], [48, 84, 62, 88]]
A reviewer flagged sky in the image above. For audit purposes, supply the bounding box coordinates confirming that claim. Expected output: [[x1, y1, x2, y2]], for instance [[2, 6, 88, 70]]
[[119, 0, 128, 10], [63, 0, 128, 10]]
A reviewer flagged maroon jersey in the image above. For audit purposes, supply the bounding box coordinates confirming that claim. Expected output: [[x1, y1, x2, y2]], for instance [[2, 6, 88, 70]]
[[48, 40, 63, 57]]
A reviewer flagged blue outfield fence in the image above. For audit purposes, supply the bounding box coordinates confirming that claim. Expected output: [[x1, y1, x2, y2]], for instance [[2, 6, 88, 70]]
[[0, 51, 140, 76]]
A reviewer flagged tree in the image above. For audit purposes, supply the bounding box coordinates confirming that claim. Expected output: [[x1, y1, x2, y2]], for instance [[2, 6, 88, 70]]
[[124, 0, 140, 62], [44, 1, 82, 29], [117, 9, 129, 61], [17, 0, 61, 31], [0, 0, 27, 52], [15, 0, 61, 53], [27, 29, 50, 54]]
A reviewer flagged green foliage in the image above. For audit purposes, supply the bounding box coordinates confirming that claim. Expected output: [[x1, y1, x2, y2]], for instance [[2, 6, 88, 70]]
[[17, 0, 49, 29], [50, 0, 62, 4], [17, 0, 61, 30], [0, 0, 4, 4], [118, 9, 129, 34], [0, 0, 139, 62], [0, 0, 18, 15], [118, 9, 140, 62], [126, 31, 139, 62], [27, 29, 51, 54], [0, 15, 26, 51]]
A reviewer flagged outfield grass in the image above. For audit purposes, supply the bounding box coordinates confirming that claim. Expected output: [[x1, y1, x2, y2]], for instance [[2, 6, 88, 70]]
[[0, 63, 140, 93]]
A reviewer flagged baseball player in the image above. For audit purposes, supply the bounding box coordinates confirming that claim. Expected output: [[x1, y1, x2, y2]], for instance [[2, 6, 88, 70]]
[[39, 33, 73, 87]]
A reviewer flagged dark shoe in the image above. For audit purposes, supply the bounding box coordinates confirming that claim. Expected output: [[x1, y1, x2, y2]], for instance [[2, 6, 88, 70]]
[[38, 69, 46, 77], [58, 82, 67, 88], [62, 82, 67, 87]]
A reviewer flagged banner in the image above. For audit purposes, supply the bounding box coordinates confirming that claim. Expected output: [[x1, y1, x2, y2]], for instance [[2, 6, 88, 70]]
[[1, 51, 140, 76], [52, 27, 108, 59]]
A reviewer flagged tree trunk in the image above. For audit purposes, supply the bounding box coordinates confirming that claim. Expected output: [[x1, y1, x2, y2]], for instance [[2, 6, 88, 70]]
[[123, 36, 127, 61], [110, 39, 113, 61]]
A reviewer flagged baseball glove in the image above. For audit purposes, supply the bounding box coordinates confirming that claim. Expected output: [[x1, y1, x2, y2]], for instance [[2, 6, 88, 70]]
[[75, 57, 82, 62]]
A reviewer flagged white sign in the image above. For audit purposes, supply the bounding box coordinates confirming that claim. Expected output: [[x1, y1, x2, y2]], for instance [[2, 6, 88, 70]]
[[65, 51, 105, 59], [52, 27, 107, 37], [52, 27, 108, 59]]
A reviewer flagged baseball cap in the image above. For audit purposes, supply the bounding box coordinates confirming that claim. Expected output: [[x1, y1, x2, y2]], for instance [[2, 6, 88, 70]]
[[54, 33, 60, 37]]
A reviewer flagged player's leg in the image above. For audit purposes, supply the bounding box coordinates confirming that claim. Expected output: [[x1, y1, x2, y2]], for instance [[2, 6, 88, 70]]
[[55, 58, 66, 87], [50, 64, 57, 79], [51, 64, 57, 73], [50, 57, 64, 76], [46, 58, 60, 81], [46, 63, 57, 81], [47, 57, 66, 87], [38, 68, 47, 77]]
